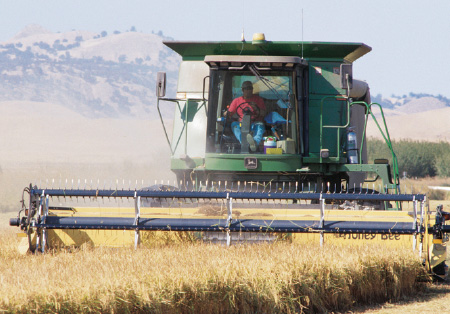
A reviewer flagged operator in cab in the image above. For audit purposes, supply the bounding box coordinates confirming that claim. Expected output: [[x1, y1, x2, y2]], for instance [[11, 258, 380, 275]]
[[224, 81, 266, 152]]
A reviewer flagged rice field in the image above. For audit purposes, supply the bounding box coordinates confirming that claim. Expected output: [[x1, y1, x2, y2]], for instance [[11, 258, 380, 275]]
[[0, 223, 428, 314], [0, 171, 447, 313]]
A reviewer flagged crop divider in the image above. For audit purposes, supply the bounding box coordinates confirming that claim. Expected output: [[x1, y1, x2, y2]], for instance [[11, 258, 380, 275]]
[[226, 193, 232, 247], [320, 193, 325, 246], [134, 191, 141, 249]]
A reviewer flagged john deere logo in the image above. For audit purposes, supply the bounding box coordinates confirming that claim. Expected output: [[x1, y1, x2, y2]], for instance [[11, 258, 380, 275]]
[[244, 157, 258, 169]]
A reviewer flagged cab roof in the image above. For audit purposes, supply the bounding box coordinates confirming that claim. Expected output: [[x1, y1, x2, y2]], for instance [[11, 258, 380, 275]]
[[164, 41, 371, 63]]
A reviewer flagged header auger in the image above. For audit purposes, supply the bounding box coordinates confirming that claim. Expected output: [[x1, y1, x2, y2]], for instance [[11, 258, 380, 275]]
[[9, 33, 449, 280]]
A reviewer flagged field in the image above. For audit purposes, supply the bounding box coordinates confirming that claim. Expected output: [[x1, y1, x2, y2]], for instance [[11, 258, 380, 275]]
[[1, 175, 450, 313], [0, 215, 432, 313], [1, 161, 450, 313]]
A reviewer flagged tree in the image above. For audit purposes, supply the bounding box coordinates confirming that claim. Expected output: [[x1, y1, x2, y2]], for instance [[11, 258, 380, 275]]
[[368, 139, 450, 178]]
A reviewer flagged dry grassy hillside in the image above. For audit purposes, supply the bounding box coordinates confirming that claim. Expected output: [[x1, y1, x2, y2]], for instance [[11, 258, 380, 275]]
[[367, 106, 450, 142], [0, 100, 174, 212]]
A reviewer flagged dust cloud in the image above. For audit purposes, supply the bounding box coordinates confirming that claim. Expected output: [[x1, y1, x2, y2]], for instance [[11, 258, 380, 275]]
[[0, 101, 174, 212]]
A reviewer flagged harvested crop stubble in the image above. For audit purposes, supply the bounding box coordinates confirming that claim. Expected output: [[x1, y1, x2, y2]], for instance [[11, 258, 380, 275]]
[[0, 234, 427, 314]]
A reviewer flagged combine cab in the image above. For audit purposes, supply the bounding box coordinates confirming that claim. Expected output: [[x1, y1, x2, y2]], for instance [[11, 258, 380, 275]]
[[9, 34, 449, 279], [158, 34, 397, 200]]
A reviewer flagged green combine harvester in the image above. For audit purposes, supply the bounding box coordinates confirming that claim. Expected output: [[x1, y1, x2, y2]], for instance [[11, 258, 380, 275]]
[[160, 33, 394, 199], [10, 33, 449, 280]]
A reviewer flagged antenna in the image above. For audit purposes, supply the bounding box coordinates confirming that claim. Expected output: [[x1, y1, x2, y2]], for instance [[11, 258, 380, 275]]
[[301, 8, 304, 59], [241, 0, 246, 41]]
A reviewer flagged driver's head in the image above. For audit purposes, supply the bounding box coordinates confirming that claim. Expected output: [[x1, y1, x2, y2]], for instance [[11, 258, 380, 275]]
[[241, 81, 253, 99]]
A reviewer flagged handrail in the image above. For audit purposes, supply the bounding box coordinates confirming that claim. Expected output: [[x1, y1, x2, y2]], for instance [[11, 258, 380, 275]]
[[319, 95, 351, 162], [351, 101, 400, 193], [319, 97, 400, 196]]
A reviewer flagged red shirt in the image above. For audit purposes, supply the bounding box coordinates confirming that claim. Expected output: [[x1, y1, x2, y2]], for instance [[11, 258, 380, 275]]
[[228, 95, 265, 122]]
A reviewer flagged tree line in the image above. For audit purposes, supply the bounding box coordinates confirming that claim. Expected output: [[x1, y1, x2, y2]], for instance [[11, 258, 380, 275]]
[[367, 138, 450, 178]]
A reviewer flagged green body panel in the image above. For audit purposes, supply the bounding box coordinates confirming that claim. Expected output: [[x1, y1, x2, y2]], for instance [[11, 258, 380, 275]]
[[309, 62, 345, 95], [205, 154, 302, 172], [308, 62, 349, 158], [181, 100, 200, 122], [171, 154, 302, 172], [302, 157, 346, 165], [338, 164, 395, 188], [164, 41, 371, 62], [308, 96, 347, 157]]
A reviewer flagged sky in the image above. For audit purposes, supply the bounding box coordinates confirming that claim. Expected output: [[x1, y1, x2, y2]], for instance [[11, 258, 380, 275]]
[[1, 0, 450, 98]]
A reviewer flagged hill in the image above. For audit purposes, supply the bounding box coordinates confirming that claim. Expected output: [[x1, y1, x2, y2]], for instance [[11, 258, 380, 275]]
[[371, 93, 450, 114], [366, 106, 450, 142], [366, 94, 450, 142], [0, 24, 180, 118]]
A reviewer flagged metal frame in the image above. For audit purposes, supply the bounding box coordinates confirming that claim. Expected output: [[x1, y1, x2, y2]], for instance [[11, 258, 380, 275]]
[[23, 187, 426, 250]]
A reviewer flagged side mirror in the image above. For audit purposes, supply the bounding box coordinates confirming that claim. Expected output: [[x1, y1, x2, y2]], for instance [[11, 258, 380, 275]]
[[156, 72, 166, 98], [340, 64, 353, 90]]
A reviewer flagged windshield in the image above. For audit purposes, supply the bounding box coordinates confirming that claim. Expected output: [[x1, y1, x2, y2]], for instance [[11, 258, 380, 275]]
[[206, 68, 298, 154]]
